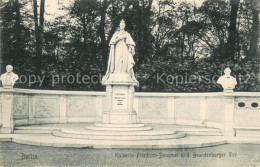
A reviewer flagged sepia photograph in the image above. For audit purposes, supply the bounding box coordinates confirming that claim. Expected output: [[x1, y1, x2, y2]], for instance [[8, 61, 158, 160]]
[[0, 0, 259, 166]]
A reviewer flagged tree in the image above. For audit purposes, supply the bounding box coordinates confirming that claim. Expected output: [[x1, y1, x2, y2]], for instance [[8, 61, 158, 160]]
[[199, 0, 230, 59], [249, 0, 259, 57], [0, 1, 5, 73], [98, 0, 112, 70], [1, 0, 258, 91], [226, 0, 240, 60], [33, 0, 45, 68], [1, 0, 30, 74]]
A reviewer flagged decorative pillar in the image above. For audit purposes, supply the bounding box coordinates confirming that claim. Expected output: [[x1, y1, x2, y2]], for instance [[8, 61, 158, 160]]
[[0, 65, 19, 133], [59, 95, 67, 123], [0, 89, 15, 133], [222, 96, 235, 136], [95, 95, 103, 122], [28, 95, 35, 124], [167, 97, 175, 124], [200, 96, 207, 127]]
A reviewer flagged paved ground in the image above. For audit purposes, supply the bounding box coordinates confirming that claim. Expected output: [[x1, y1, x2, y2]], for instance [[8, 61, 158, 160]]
[[0, 142, 259, 167]]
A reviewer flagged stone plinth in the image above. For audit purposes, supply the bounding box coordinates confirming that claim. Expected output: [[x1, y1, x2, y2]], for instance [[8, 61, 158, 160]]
[[0, 89, 15, 133], [102, 73, 138, 124]]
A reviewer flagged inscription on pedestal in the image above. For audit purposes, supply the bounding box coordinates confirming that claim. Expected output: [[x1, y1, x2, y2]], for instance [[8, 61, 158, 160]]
[[113, 91, 127, 110]]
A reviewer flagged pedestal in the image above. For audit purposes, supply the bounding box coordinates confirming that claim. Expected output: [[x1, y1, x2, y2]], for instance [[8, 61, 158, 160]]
[[0, 90, 15, 133], [222, 96, 235, 136], [102, 73, 138, 124], [223, 88, 234, 93]]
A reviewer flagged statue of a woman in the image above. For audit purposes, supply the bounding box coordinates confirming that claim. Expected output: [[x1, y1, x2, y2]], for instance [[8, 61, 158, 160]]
[[103, 19, 137, 83]]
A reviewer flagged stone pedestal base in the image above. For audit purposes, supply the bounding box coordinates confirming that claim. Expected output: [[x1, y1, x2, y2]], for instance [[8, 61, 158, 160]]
[[103, 111, 137, 124], [102, 73, 138, 124], [224, 89, 234, 93], [0, 91, 14, 134]]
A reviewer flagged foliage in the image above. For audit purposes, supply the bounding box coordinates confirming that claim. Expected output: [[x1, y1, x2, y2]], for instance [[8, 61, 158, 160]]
[[1, 0, 259, 92]]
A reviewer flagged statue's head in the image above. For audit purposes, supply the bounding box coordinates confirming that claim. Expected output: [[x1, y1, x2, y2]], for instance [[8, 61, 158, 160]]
[[224, 67, 231, 75], [119, 19, 125, 30], [6, 65, 13, 73]]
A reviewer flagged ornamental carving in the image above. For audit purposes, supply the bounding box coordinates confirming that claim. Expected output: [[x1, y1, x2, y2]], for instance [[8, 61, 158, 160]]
[[67, 97, 95, 117], [139, 99, 167, 119], [34, 97, 59, 117], [13, 96, 28, 117], [235, 98, 260, 110]]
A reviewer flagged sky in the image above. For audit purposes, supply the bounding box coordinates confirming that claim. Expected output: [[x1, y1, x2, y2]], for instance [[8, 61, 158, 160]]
[[42, 0, 204, 21]]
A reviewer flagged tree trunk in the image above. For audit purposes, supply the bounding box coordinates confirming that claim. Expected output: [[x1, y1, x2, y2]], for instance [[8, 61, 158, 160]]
[[249, 6, 259, 57], [226, 0, 240, 60], [99, 0, 109, 70], [33, 0, 39, 54], [181, 33, 185, 62], [33, 0, 45, 68], [82, 13, 87, 58], [13, 0, 23, 70], [0, 2, 3, 73]]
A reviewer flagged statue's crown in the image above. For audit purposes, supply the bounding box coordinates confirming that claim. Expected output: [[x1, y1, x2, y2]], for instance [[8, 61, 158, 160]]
[[120, 19, 125, 24]]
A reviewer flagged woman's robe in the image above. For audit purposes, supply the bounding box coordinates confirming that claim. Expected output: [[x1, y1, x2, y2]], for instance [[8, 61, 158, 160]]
[[105, 30, 135, 76]]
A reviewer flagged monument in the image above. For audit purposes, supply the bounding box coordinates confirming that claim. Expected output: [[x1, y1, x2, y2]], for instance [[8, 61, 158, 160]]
[[217, 67, 237, 92], [102, 19, 139, 124], [0, 65, 19, 89]]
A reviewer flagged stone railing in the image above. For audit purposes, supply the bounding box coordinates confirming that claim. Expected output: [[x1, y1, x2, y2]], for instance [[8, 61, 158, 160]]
[[0, 88, 259, 135]]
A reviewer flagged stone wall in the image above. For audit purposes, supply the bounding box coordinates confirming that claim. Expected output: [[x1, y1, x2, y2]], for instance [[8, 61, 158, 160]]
[[0, 88, 259, 134], [234, 96, 260, 127], [11, 89, 104, 126]]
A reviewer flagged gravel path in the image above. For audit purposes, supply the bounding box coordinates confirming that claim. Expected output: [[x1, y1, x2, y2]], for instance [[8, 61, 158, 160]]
[[0, 142, 259, 167]]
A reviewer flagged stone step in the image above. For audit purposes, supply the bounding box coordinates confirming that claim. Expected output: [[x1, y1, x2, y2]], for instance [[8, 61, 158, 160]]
[[234, 128, 260, 137], [14, 130, 53, 134], [14, 126, 60, 134], [234, 127, 260, 137], [235, 127, 260, 130], [13, 125, 222, 136], [52, 130, 186, 141], [94, 123, 145, 128], [13, 129, 222, 136], [10, 134, 227, 149], [61, 128, 177, 136], [176, 127, 221, 133], [86, 125, 153, 131], [175, 126, 222, 136], [15, 126, 60, 130], [185, 132, 223, 136]]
